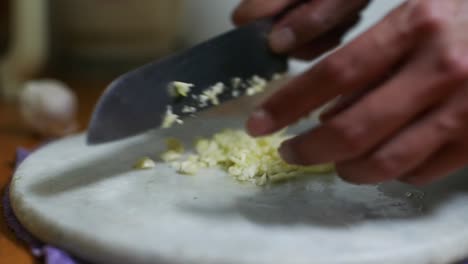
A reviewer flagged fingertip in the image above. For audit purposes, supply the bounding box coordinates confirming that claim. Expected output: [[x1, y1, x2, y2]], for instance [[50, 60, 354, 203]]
[[399, 176, 427, 187], [231, 8, 247, 26], [269, 27, 296, 53], [279, 137, 321, 166], [279, 140, 299, 164], [231, 0, 256, 26], [335, 165, 358, 184], [335, 166, 357, 184], [231, 0, 268, 26], [335, 163, 375, 185], [337, 172, 377, 185], [246, 109, 276, 137], [233, 0, 298, 27]]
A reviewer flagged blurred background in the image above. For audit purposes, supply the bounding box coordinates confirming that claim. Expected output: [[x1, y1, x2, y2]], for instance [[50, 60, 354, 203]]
[[0, 1, 9, 57], [0, 0, 241, 101], [0, 0, 243, 140], [0, 0, 405, 99]]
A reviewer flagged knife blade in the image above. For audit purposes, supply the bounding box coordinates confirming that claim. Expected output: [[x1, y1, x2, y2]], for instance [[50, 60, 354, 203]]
[[86, 19, 288, 145]]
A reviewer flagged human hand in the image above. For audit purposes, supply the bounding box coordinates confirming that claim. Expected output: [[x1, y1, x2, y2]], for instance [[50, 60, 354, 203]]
[[233, 0, 370, 59], [246, 0, 468, 186]]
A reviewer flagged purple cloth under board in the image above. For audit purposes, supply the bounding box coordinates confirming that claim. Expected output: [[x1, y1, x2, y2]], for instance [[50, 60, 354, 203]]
[[2, 148, 468, 264], [2, 148, 87, 264]]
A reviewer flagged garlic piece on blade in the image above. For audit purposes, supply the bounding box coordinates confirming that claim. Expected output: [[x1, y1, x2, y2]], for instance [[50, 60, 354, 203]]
[[161, 106, 183, 129], [168, 81, 193, 97]]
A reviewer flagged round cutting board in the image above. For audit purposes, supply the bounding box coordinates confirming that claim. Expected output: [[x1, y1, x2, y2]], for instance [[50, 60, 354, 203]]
[[10, 117, 468, 264]]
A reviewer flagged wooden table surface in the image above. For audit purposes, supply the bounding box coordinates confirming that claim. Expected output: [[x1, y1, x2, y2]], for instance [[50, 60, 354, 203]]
[[0, 79, 106, 264]]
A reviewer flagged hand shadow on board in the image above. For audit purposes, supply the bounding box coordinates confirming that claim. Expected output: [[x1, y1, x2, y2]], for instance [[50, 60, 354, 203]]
[[179, 167, 468, 228]]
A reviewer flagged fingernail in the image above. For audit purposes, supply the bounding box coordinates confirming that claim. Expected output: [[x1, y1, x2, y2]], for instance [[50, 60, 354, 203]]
[[279, 142, 298, 164], [269, 27, 295, 53], [247, 109, 275, 136]]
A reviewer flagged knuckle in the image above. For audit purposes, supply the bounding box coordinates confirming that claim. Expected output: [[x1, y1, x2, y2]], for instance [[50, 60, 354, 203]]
[[322, 57, 346, 76], [305, 11, 329, 30], [328, 120, 367, 155], [321, 57, 356, 85], [437, 48, 468, 80], [433, 114, 463, 136], [454, 99, 468, 121], [369, 152, 402, 179], [410, 0, 448, 35]]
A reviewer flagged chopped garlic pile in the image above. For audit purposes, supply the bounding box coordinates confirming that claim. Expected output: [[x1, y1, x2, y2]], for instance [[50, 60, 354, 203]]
[[162, 129, 333, 186], [160, 138, 185, 162]]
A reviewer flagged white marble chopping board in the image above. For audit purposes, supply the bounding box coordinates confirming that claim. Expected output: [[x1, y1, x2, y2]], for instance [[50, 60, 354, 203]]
[[10, 117, 468, 264]]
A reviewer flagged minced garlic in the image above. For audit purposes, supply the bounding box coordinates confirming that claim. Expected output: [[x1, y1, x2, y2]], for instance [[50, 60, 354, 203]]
[[232, 90, 241, 97], [199, 82, 225, 106], [162, 74, 284, 129], [171, 155, 200, 175], [160, 129, 334, 186], [246, 75, 267, 96], [231, 77, 243, 89], [168, 81, 193, 97], [272, 73, 286, 81], [160, 138, 185, 162], [182, 106, 197, 114], [134, 157, 156, 170], [161, 106, 183, 129]]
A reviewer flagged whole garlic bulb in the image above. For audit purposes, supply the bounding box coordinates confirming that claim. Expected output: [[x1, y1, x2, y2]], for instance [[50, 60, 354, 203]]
[[19, 79, 78, 137]]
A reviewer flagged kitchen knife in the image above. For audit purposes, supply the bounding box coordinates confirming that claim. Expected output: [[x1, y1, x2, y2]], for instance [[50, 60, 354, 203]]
[[87, 19, 288, 144]]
